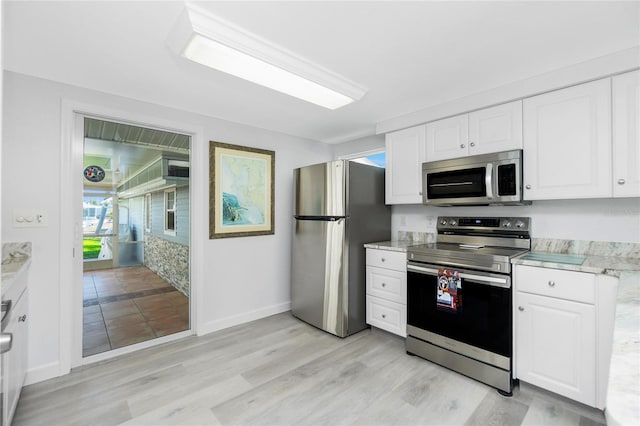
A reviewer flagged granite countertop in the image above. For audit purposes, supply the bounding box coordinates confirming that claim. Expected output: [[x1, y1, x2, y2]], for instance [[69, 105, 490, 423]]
[[2, 242, 32, 297], [363, 240, 417, 253], [511, 251, 640, 277]]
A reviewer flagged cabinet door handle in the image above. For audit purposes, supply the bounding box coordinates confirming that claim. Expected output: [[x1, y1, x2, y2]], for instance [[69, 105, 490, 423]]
[[0, 333, 12, 354], [548, 280, 556, 287], [618, 179, 626, 185], [469, 142, 475, 147], [525, 184, 532, 190], [18, 315, 27, 322], [518, 306, 524, 311], [460, 143, 466, 149], [1, 300, 12, 323]]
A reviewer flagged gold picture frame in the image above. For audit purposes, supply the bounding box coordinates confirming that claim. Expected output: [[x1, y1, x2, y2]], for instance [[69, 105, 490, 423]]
[[209, 141, 275, 239]]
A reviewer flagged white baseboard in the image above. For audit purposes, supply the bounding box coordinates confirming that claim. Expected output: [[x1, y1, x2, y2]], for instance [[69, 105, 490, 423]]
[[197, 302, 291, 336], [25, 361, 64, 386]]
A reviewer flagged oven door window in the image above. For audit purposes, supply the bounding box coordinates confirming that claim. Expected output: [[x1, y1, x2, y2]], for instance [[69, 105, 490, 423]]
[[426, 167, 486, 199], [407, 270, 511, 357]]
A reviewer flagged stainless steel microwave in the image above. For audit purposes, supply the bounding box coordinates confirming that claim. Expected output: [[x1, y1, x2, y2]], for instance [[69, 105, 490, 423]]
[[422, 149, 529, 206]]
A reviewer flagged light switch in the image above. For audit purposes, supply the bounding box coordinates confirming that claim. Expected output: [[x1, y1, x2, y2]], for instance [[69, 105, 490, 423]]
[[13, 210, 48, 227]]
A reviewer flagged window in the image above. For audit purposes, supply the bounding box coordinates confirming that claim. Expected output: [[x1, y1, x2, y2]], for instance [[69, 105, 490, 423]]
[[342, 149, 386, 168], [145, 193, 152, 232], [164, 188, 176, 235]]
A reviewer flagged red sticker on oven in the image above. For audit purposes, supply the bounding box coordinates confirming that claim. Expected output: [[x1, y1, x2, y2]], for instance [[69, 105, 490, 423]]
[[436, 269, 462, 313]]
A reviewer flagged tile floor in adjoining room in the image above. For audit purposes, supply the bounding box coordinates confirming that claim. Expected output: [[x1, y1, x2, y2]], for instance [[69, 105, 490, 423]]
[[83, 265, 189, 357]]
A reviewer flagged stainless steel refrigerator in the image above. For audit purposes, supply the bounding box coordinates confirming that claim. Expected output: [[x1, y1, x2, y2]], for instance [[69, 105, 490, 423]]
[[291, 160, 391, 337]]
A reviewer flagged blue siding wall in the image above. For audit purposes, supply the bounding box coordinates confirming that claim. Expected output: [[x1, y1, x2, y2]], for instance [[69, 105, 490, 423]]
[[148, 185, 190, 246]]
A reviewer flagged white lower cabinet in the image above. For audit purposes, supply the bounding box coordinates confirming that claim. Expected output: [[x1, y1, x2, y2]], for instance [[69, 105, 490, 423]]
[[515, 291, 596, 405], [365, 248, 407, 337], [513, 264, 617, 409], [2, 271, 29, 426]]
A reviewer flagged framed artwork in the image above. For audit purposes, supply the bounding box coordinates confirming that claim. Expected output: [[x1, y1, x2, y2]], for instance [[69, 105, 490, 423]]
[[209, 141, 275, 239]]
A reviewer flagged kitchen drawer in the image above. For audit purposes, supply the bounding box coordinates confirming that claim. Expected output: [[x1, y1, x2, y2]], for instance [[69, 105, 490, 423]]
[[366, 295, 406, 337], [366, 248, 406, 271], [366, 266, 406, 304], [514, 265, 595, 304]]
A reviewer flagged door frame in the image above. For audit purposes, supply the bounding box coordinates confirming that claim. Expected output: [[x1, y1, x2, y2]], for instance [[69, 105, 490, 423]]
[[60, 100, 206, 372]]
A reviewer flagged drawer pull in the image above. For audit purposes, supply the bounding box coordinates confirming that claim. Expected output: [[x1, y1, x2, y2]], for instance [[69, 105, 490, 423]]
[[382, 314, 386, 319], [518, 306, 524, 311], [381, 258, 386, 262], [18, 315, 27, 322], [381, 283, 386, 287], [548, 280, 556, 287]]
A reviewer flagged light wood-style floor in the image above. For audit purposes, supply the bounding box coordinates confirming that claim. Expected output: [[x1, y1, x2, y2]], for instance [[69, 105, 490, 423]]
[[14, 313, 605, 426]]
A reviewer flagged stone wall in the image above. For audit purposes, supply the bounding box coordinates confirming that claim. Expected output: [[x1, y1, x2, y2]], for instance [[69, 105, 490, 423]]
[[144, 234, 189, 296]]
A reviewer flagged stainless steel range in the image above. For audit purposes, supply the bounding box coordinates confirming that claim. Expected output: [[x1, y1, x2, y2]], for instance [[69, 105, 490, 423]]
[[406, 216, 531, 395]]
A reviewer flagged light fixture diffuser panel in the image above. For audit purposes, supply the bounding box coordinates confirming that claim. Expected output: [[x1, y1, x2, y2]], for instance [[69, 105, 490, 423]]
[[167, 4, 367, 109]]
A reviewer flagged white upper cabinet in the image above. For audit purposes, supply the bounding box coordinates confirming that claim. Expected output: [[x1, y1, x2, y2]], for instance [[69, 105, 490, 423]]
[[425, 114, 468, 161], [612, 70, 640, 198], [468, 101, 523, 156], [523, 78, 612, 200], [385, 125, 427, 204], [426, 101, 523, 162]]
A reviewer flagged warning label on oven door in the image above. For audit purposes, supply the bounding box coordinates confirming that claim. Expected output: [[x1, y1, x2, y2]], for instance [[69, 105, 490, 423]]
[[436, 269, 462, 313]]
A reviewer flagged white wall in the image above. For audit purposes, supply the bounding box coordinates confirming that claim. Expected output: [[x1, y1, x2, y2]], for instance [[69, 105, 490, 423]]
[[392, 199, 640, 243], [1, 71, 332, 383], [332, 134, 384, 159]]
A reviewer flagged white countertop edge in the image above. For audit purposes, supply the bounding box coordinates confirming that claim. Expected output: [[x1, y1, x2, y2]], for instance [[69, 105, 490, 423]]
[[364, 241, 417, 253], [2, 257, 32, 298]]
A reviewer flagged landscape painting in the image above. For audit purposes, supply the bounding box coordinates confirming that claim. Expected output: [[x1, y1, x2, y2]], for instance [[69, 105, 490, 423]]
[[209, 141, 275, 239]]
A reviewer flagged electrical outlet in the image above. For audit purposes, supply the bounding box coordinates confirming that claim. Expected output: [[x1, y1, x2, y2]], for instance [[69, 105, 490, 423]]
[[13, 210, 48, 227], [426, 216, 436, 230]]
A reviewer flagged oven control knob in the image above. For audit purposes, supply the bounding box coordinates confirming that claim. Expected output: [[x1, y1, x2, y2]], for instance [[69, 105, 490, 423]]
[[449, 219, 457, 226], [440, 219, 448, 226], [502, 221, 512, 228], [515, 221, 525, 229]]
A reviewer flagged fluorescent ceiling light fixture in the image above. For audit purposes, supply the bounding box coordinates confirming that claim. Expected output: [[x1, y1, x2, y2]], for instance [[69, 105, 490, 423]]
[[167, 4, 367, 110]]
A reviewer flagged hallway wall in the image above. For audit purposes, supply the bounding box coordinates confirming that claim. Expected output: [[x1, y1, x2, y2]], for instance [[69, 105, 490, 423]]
[[2, 71, 332, 384]]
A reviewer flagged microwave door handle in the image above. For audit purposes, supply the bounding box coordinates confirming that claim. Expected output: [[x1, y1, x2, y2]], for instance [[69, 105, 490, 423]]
[[485, 163, 494, 199]]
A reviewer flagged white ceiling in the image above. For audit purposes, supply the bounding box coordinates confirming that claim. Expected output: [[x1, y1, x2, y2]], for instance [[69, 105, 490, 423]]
[[4, 1, 639, 144]]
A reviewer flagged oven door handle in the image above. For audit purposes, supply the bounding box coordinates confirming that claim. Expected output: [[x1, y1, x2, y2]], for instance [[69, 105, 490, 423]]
[[407, 264, 510, 288]]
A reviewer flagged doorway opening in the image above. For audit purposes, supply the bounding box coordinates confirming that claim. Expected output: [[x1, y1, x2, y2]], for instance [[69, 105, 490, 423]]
[[81, 117, 191, 357]]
